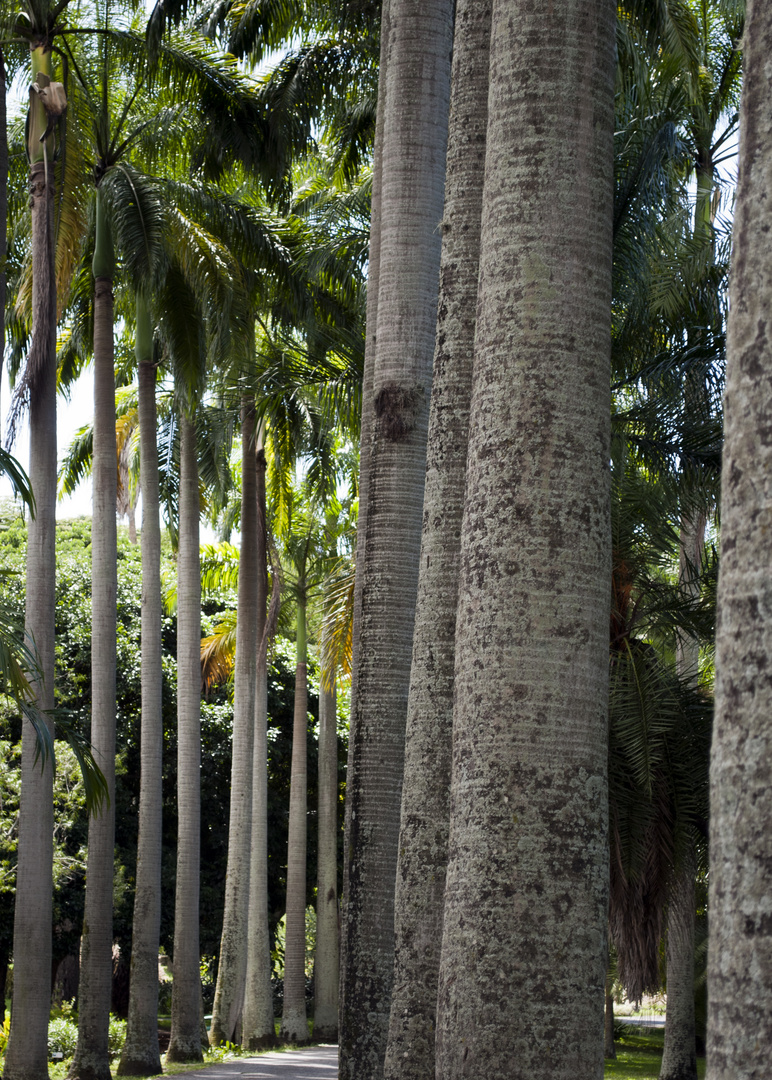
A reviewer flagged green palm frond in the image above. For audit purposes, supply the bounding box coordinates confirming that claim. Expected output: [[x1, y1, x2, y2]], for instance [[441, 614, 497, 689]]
[[200, 610, 237, 691]]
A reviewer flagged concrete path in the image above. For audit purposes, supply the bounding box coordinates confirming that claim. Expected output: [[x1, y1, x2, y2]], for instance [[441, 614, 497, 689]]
[[175, 1047, 338, 1080]]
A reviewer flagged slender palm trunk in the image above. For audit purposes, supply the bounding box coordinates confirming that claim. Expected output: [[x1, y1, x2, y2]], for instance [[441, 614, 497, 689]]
[[167, 412, 203, 1062], [210, 401, 258, 1045], [663, 152, 713, 1080], [70, 188, 117, 1080], [280, 598, 309, 1044], [118, 296, 163, 1076], [313, 663, 338, 1043], [383, 3, 490, 1075], [434, 1, 615, 1076], [242, 437, 275, 1050], [708, 3, 772, 1074], [660, 845, 697, 1080], [339, 2, 453, 1076], [4, 49, 58, 1080], [605, 964, 617, 1060]]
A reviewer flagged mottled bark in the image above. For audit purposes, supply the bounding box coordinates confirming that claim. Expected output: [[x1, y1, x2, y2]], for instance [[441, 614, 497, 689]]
[[339, 2, 453, 1077], [313, 672, 339, 1043], [434, 1, 615, 1077], [242, 440, 275, 1050], [280, 603, 309, 1044], [3, 73, 58, 1077], [660, 845, 697, 1080], [118, 299, 163, 1077], [210, 401, 259, 1045], [70, 206, 118, 1080], [382, 3, 490, 1076], [167, 413, 204, 1062], [708, 2, 772, 1076]]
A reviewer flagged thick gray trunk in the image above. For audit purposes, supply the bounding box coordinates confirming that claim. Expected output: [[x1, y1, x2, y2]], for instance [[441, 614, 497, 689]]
[[434, 2, 615, 1077], [313, 673, 339, 1043], [242, 441, 275, 1050], [118, 334, 163, 1076], [708, 2, 772, 1075], [3, 154, 57, 1080], [210, 401, 258, 1045], [167, 412, 204, 1062], [660, 845, 697, 1080], [71, 273, 117, 1080], [339, 2, 453, 1077], [382, 3, 490, 1076]]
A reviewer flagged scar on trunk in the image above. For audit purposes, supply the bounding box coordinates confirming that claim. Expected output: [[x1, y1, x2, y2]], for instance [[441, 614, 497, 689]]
[[374, 382, 422, 442]]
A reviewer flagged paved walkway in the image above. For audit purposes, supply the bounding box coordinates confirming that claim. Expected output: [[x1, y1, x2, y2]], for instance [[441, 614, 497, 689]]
[[174, 1047, 338, 1080]]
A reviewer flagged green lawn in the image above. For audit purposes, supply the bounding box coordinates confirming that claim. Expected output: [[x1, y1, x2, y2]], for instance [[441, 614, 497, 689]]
[[606, 1030, 706, 1079]]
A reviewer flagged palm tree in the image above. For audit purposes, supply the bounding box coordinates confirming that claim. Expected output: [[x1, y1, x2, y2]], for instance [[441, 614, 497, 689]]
[[433, 2, 616, 1076], [209, 397, 260, 1046], [708, 0, 772, 1074], [116, 293, 164, 1076], [382, 2, 490, 1075], [68, 184, 118, 1080], [339, 1, 454, 1076], [167, 405, 204, 1062], [2, 5, 67, 1074]]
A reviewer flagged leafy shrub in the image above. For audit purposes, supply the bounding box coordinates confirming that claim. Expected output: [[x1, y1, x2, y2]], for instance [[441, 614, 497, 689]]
[[45, 1013, 126, 1061], [48, 1017, 79, 1059], [108, 1016, 127, 1058]]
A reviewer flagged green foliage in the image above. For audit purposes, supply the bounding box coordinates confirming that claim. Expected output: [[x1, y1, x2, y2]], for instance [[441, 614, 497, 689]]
[[47, 1016, 78, 1059]]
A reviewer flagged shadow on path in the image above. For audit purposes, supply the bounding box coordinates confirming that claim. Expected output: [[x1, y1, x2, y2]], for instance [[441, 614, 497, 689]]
[[172, 1047, 338, 1080]]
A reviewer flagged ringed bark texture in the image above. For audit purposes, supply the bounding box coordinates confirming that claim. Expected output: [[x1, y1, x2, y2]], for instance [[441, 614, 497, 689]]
[[708, 3, 772, 1076], [338, 1, 453, 1077], [71, 274, 118, 1080], [3, 155, 57, 1080], [280, 617, 309, 1044], [242, 442, 275, 1050], [434, 2, 615, 1077], [313, 673, 339, 1042], [118, 331, 164, 1077], [382, 2, 491, 1076], [211, 402, 259, 1045], [167, 413, 204, 1062]]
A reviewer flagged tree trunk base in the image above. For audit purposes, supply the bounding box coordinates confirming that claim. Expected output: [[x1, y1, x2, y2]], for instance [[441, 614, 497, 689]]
[[244, 1033, 278, 1051]]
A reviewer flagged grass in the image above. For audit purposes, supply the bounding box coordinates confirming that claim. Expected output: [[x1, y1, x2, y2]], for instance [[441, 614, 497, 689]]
[[605, 1029, 706, 1079]]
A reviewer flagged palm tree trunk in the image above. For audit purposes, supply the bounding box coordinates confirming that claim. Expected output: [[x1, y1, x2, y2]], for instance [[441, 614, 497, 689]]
[[382, 2, 490, 1075], [167, 411, 204, 1062], [210, 400, 258, 1045], [708, 2, 772, 1074], [242, 436, 276, 1050], [280, 598, 309, 1044], [4, 49, 58, 1080], [339, 2, 453, 1076], [118, 295, 163, 1076], [434, 1, 615, 1075], [313, 664, 338, 1043], [660, 845, 697, 1080], [70, 188, 117, 1080]]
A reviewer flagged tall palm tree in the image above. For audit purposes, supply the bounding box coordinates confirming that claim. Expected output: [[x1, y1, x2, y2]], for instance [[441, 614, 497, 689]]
[[209, 397, 260, 1046], [68, 184, 118, 1080], [2, 5, 67, 1075], [382, 2, 490, 1075], [708, 0, 772, 1075], [339, 2, 454, 1076], [116, 293, 164, 1077], [434, 1, 616, 1076]]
